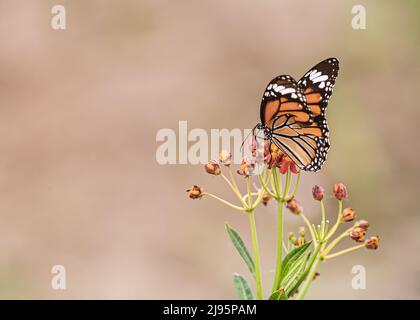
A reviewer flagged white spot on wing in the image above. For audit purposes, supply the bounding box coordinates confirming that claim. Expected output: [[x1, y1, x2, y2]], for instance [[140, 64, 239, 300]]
[[274, 85, 285, 92], [279, 88, 295, 95], [309, 71, 321, 80], [312, 75, 329, 83]]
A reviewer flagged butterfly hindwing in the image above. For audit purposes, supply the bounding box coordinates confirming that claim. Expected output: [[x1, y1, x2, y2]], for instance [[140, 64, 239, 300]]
[[270, 114, 327, 171]]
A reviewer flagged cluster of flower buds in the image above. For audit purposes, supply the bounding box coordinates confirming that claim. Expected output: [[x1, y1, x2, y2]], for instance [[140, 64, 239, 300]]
[[186, 185, 204, 199], [310, 183, 379, 250], [349, 220, 379, 249], [288, 232, 297, 243], [286, 198, 302, 215], [288, 233, 301, 247], [203, 150, 234, 176], [288, 227, 306, 247], [264, 142, 299, 174], [203, 149, 261, 177], [313, 183, 348, 201], [349, 218, 369, 242]]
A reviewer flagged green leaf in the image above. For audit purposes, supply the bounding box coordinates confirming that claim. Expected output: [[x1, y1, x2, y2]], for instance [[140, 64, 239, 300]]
[[225, 224, 255, 278], [270, 254, 308, 300], [269, 288, 288, 300], [286, 252, 314, 297], [283, 253, 309, 295], [280, 241, 312, 283], [233, 273, 254, 300]]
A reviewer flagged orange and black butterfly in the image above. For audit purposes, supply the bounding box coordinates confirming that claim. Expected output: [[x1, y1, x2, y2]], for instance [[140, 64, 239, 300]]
[[255, 58, 339, 172]]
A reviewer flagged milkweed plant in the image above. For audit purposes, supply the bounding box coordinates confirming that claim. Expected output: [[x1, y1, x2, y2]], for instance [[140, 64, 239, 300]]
[[186, 138, 379, 300]]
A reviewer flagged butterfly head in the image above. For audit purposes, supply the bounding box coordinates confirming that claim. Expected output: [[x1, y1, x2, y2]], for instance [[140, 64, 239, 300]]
[[253, 123, 272, 141]]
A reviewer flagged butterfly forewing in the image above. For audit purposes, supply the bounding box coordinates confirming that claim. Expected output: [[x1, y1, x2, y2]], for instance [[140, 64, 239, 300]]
[[260, 75, 313, 129], [298, 57, 339, 118], [296, 57, 339, 171]]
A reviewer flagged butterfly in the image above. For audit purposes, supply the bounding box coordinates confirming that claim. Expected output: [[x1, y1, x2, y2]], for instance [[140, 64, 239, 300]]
[[255, 58, 339, 172]]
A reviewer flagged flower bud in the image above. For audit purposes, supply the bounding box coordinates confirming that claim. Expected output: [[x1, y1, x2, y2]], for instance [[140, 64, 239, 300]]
[[294, 238, 305, 247], [342, 208, 356, 222], [298, 226, 305, 238], [355, 220, 369, 231], [262, 194, 272, 206], [277, 155, 299, 174], [333, 183, 348, 200], [237, 157, 255, 176], [349, 226, 366, 242], [365, 235, 380, 250], [288, 232, 298, 245], [204, 161, 221, 175], [264, 142, 281, 169], [286, 198, 302, 215], [186, 185, 204, 199], [219, 150, 232, 166], [312, 185, 325, 201]]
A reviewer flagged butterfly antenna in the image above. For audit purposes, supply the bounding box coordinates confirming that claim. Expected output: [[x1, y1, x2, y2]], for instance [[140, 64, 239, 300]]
[[240, 124, 259, 152]]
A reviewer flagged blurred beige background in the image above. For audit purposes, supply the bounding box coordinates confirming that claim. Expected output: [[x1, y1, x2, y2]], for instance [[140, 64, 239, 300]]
[[0, 0, 419, 299]]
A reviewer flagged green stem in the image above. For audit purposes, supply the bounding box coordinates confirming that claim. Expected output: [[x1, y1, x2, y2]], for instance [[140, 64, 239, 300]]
[[281, 168, 292, 200], [253, 168, 274, 209], [324, 244, 365, 260], [248, 210, 263, 300], [258, 171, 277, 199], [300, 213, 318, 246], [272, 199, 284, 292], [271, 167, 293, 292], [323, 227, 353, 256], [220, 173, 246, 207], [320, 200, 326, 238], [286, 170, 301, 201], [272, 168, 281, 197], [226, 166, 246, 207], [203, 192, 246, 211], [325, 200, 343, 242], [222, 171, 248, 208], [246, 177, 252, 207]]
